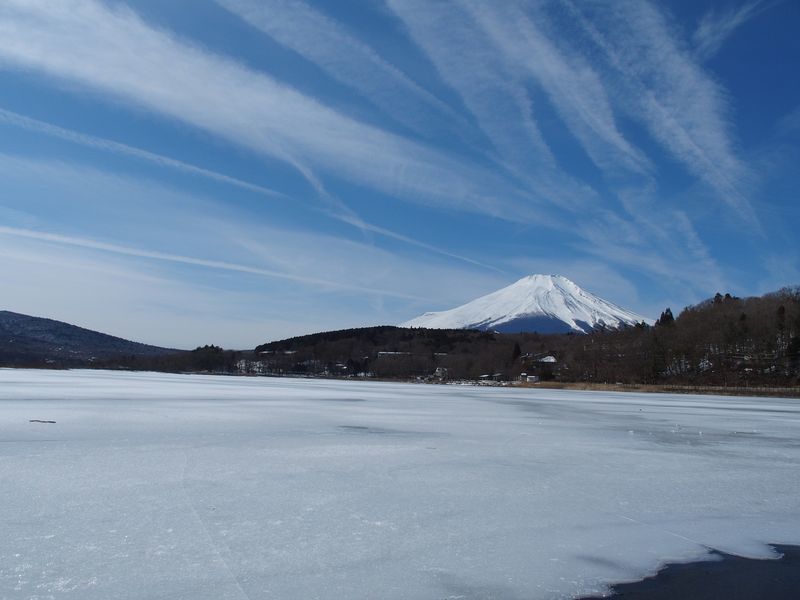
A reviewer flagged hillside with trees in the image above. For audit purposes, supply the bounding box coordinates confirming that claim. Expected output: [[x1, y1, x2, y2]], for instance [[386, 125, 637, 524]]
[[0, 310, 177, 367], [249, 287, 800, 387], [4, 288, 798, 390], [565, 288, 800, 386]]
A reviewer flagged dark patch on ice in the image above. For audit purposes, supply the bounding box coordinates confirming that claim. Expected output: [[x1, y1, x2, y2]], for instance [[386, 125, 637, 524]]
[[29, 419, 56, 424], [490, 399, 547, 412], [430, 570, 529, 600], [577, 554, 629, 571], [696, 406, 800, 415], [579, 544, 800, 599], [320, 397, 366, 403], [338, 425, 409, 435], [337, 425, 438, 437], [619, 425, 800, 453]]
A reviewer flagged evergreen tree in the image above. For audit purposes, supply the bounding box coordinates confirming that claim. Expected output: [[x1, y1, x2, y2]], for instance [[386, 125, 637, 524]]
[[656, 308, 674, 326]]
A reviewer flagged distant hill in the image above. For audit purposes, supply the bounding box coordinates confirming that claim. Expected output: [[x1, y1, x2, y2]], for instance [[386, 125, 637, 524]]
[[255, 325, 513, 379], [402, 274, 651, 334], [4, 284, 799, 388], [252, 287, 800, 385], [0, 310, 179, 366]]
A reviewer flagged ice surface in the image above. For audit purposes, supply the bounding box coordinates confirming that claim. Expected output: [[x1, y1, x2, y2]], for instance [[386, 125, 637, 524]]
[[1, 369, 799, 599]]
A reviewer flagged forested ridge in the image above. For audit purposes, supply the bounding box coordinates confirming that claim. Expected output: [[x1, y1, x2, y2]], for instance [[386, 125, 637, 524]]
[[4, 288, 799, 388], [245, 287, 800, 386]]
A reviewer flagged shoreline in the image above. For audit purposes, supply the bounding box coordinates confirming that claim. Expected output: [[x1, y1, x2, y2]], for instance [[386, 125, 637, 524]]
[[2, 365, 799, 398], [513, 381, 800, 398]]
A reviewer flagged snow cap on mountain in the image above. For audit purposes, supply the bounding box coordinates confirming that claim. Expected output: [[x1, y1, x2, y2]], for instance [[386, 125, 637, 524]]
[[402, 274, 652, 334]]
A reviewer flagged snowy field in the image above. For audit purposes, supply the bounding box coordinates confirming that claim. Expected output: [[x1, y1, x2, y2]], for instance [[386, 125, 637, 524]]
[[1, 369, 799, 600]]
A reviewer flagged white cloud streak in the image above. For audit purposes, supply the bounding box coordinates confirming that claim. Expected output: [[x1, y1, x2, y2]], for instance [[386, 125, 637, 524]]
[[0, 107, 501, 274], [461, 1, 651, 179], [0, 107, 286, 200], [384, 0, 552, 174], [576, 206, 727, 296], [559, 0, 758, 224], [0, 0, 773, 324], [0, 237, 347, 348], [693, 1, 767, 61], [214, 0, 466, 138], [331, 212, 507, 274], [384, 0, 601, 212], [0, 148, 519, 309], [0, 225, 428, 301], [0, 0, 527, 220]]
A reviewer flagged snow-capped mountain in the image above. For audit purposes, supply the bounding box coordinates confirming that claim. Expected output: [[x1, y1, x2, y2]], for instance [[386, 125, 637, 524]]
[[402, 275, 652, 334]]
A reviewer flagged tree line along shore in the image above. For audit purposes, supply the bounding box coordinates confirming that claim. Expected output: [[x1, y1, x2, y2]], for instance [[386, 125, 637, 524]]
[[5, 287, 799, 393]]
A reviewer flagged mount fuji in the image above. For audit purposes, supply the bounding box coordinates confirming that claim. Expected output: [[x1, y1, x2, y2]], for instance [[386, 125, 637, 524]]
[[402, 275, 652, 334]]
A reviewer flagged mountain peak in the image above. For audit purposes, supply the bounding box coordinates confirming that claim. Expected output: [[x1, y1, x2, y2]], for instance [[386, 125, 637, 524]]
[[514, 273, 574, 289], [402, 274, 652, 334]]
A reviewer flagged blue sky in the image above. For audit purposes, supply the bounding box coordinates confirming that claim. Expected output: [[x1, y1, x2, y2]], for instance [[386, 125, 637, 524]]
[[0, 0, 798, 349]]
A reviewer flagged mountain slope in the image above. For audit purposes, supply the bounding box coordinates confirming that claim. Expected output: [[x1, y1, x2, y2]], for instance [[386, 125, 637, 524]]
[[0, 310, 179, 364], [402, 275, 651, 334]]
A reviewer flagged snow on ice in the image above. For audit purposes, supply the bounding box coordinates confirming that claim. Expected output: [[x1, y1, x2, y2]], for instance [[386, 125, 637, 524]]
[[1, 369, 799, 599]]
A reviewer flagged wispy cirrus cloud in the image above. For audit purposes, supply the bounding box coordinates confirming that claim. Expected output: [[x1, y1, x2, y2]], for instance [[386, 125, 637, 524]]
[[559, 0, 757, 224], [331, 212, 507, 275], [0, 0, 530, 220], [0, 224, 425, 300], [0, 107, 287, 200], [0, 106, 504, 275], [382, 2, 552, 174], [384, 0, 601, 211], [0, 153, 509, 312], [214, 0, 466, 139], [384, 0, 758, 263], [576, 204, 727, 297], [0, 217, 514, 344], [693, 1, 768, 61], [460, 1, 651, 179], [0, 0, 782, 345], [0, 234, 358, 348]]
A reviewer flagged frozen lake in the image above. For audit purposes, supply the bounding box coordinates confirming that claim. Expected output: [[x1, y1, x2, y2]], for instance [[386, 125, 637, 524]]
[[1, 369, 799, 599]]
